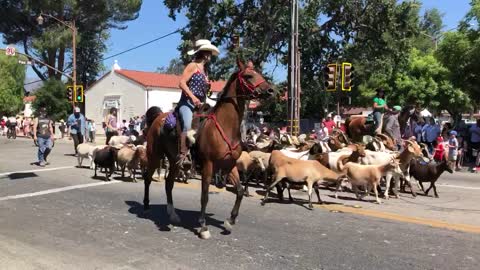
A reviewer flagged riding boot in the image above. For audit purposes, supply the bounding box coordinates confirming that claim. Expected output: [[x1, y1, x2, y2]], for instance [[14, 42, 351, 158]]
[[176, 132, 189, 166]]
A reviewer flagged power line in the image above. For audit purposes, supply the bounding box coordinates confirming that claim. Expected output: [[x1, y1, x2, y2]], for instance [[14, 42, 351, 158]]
[[99, 1, 248, 62], [100, 28, 185, 61], [24, 79, 43, 86], [22, 1, 249, 85]]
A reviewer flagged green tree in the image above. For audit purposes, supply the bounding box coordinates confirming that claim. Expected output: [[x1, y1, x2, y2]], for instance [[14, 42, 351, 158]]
[[32, 79, 71, 121], [414, 8, 444, 53], [156, 58, 184, 75], [164, 0, 421, 119], [392, 49, 469, 121], [0, 54, 26, 115], [0, 0, 141, 82]]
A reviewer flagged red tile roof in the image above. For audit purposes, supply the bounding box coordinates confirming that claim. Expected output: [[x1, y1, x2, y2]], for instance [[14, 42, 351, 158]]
[[115, 69, 225, 92], [23, 96, 36, 103]]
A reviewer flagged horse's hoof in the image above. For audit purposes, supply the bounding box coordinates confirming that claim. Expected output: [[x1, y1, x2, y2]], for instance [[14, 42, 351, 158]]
[[435, 195, 439, 198], [224, 220, 233, 232], [199, 230, 211, 240]]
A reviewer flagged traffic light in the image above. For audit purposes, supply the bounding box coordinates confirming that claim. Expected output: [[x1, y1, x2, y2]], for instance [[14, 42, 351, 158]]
[[74, 85, 84, 103], [66, 86, 74, 101], [323, 64, 337, 91], [342, 62, 353, 91]]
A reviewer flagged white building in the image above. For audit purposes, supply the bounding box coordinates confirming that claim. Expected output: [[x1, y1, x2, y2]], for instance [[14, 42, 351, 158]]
[[85, 62, 225, 130]]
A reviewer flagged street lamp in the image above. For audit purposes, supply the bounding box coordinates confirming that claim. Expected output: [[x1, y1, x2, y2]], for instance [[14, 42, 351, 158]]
[[420, 25, 474, 50], [37, 13, 77, 109]]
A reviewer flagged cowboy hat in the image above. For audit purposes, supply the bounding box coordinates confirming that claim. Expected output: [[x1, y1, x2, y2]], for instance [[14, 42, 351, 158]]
[[187, 40, 220, 56]]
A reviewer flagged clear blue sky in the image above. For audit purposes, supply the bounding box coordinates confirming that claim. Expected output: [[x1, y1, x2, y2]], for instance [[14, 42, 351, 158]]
[[20, 0, 473, 81]]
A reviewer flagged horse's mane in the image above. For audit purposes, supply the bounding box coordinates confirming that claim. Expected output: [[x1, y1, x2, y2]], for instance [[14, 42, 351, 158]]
[[216, 71, 239, 101]]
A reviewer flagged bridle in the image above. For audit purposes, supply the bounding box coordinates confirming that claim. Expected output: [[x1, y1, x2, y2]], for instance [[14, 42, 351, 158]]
[[194, 69, 269, 159], [237, 69, 266, 97]]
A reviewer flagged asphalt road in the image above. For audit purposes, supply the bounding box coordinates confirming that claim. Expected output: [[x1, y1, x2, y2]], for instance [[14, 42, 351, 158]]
[[0, 137, 479, 270]]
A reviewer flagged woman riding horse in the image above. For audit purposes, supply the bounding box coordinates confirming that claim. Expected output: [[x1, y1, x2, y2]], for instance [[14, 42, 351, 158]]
[[373, 88, 389, 135], [143, 54, 275, 239], [177, 39, 219, 164]]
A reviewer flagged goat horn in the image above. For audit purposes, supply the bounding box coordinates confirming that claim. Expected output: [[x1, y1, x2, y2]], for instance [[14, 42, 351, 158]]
[[404, 140, 414, 146], [376, 134, 389, 140]]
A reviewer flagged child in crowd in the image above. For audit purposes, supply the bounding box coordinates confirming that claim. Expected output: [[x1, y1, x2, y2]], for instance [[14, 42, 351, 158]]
[[433, 136, 445, 162], [448, 131, 459, 169]]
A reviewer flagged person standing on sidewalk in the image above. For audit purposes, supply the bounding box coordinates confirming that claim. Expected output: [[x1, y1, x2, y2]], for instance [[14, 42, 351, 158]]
[[67, 107, 86, 155], [105, 107, 119, 145], [32, 107, 54, 167], [88, 120, 96, 143]]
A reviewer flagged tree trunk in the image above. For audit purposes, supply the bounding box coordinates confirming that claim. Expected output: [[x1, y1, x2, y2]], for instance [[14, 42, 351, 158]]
[[56, 46, 66, 80], [47, 48, 58, 78]]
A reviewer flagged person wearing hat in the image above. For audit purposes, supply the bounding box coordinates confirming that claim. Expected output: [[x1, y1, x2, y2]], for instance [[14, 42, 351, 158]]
[[33, 106, 54, 167], [373, 88, 389, 134], [383, 105, 402, 151], [67, 107, 86, 155], [176, 39, 219, 164], [448, 130, 459, 166]]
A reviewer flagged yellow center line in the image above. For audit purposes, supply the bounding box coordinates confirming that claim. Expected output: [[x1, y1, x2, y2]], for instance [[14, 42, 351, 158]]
[[158, 180, 480, 234]]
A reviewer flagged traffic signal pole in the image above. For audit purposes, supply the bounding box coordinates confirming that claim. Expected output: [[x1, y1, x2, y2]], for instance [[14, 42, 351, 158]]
[[288, 0, 300, 136]]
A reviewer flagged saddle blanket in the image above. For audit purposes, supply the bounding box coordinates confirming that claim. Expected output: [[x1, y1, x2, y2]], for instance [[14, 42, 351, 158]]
[[165, 112, 176, 129]]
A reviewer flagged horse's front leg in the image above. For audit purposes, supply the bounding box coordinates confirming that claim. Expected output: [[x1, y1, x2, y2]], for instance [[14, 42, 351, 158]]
[[166, 157, 181, 224], [199, 160, 213, 239], [224, 165, 244, 232]]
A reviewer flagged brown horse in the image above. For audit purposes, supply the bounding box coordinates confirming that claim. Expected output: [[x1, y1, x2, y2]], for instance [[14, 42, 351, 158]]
[[143, 58, 275, 239], [345, 116, 375, 142]]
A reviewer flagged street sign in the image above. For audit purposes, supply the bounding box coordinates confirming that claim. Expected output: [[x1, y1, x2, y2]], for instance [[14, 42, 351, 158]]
[[18, 60, 33, 65], [5, 46, 15, 56]]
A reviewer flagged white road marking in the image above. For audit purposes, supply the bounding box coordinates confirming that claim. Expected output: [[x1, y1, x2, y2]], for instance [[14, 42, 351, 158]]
[[0, 166, 74, 177], [0, 181, 121, 201], [437, 184, 480, 190]]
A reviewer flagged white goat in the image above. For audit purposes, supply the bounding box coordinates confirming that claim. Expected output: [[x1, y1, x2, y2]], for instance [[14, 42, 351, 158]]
[[108, 135, 136, 148], [336, 158, 403, 204], [77, 143, 107, 169]]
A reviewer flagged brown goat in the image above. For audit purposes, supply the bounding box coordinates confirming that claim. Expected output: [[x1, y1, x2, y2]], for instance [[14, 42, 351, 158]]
[[264, 150, 345, 209]]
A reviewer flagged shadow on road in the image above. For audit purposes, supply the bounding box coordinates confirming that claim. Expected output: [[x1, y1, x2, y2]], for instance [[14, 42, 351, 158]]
[[2, 172, 38, 180], [125, 201, 228, 237]]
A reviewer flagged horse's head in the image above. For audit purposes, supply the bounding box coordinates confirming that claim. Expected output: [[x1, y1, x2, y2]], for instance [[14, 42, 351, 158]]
[[235, 58, 275, 99]]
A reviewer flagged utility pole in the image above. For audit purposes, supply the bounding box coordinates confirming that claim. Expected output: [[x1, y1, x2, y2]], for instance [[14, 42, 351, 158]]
[[37, 13, 77, 110], [288, 0, 300, 136]]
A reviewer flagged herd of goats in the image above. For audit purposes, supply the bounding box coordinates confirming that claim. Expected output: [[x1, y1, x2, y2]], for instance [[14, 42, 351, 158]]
[[73, 129, 454, 208]]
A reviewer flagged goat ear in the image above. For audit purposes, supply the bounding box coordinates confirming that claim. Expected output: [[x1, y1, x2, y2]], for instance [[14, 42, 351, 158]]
[[408, 145, 414, 152], [237, 56, 246, 71]]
